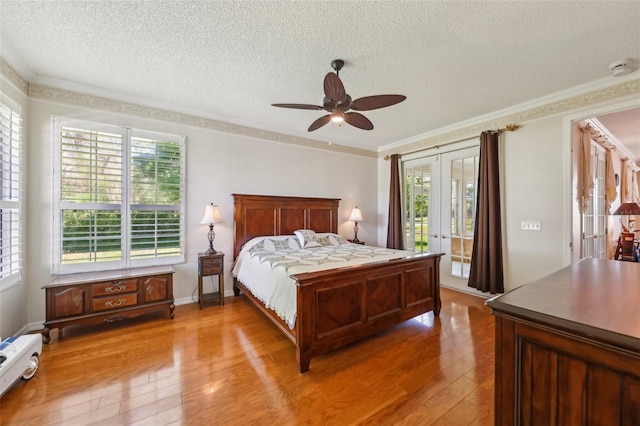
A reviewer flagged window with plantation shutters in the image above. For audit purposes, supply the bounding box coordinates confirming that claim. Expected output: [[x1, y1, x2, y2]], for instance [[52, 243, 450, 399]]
[[53, 118, 185, 274], [0, 95, 22, 289]]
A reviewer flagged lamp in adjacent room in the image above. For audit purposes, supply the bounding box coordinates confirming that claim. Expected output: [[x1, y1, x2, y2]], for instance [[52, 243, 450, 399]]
[[200, 203, 224, 254], [348, 206, 364, 243], [612, 201, 640, 217], [612, 201, 640, 260]]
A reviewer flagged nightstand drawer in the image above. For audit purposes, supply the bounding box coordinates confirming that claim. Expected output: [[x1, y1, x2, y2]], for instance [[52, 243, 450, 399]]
[[92, 293, 138, 312], [92, 279, 138, 296], [201, 258, 222, 269], [202, 266, 222, 276]]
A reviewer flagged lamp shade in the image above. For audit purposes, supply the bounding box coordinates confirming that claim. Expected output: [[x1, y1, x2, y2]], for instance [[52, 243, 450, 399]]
[[348, 207, 364, 222], [200, 203, 224, 224], [612, 202, 640, 215]]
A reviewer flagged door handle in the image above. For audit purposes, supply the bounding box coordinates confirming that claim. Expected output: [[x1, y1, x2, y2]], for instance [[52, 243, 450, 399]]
[[430, 234, 439, 238], [441, 235, 449, 239]]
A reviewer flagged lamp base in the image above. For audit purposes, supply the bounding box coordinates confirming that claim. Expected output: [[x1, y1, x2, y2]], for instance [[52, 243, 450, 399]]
[[352, 222, 360, 244], [204, 247, 217, 255]]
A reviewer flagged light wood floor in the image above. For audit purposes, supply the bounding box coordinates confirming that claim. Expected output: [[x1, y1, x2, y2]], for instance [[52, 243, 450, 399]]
[[0, 288, 495, 425]]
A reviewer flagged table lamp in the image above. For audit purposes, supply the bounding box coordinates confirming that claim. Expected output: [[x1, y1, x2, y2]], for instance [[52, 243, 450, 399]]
[[348, 207, 364, 243], [200, 203, 224, 254]]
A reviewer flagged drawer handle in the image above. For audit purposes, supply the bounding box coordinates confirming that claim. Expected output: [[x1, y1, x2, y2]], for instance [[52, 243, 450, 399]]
[[105, 299, 126, 307], [146, 285, 154, 294], [105, 284, 127, 293], [104, 315, 127, 323], [73, 295, 82, 306]]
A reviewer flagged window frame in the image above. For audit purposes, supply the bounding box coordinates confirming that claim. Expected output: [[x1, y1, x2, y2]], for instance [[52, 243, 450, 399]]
[[52, 117, 186, 275], [0, 93, 23, 291]]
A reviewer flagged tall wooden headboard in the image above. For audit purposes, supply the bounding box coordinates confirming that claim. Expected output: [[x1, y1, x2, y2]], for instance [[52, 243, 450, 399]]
[[232, 194, 341, 260]]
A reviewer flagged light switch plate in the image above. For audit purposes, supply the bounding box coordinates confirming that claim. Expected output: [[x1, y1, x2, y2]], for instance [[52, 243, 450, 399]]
[[521, 221, 541, 231]]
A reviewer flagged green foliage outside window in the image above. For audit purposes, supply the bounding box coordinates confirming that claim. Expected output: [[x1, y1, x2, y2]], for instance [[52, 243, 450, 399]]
[[60, 128, 182, 263]]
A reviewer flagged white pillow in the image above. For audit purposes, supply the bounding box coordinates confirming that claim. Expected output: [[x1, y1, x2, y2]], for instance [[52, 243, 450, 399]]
[[294, 229, 322, 248]]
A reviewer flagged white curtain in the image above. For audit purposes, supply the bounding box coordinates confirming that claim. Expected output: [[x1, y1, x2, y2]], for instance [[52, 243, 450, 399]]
[[621, 159, 632, 203], [605, 150, 617, 214], [577, 128, 594, 213]]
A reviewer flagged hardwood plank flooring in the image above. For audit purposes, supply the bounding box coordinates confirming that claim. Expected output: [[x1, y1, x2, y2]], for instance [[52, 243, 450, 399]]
[[0, 288, 494, 425]]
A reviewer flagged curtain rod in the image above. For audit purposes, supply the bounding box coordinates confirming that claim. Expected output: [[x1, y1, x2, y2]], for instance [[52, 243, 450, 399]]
[[383, 124, 520, 160]]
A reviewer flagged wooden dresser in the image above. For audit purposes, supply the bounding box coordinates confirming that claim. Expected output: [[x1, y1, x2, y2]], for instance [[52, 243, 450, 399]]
[[42, 265, 175, 343], [486, 259, 640, 425]]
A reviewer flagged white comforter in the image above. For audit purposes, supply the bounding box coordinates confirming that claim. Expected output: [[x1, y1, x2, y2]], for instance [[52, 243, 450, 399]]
[[231, 234, 415, 329]]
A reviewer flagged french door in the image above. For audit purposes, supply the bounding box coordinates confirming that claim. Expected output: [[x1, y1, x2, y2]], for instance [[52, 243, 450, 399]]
[[404, 146, 480, 291], [582, 144, 607, 259]]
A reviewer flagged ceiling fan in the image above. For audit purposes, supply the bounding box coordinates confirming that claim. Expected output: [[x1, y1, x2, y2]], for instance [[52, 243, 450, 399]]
[[271, 59, 406, 132]]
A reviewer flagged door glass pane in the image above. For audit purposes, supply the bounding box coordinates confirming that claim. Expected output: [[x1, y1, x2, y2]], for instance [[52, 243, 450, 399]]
[[582, 145, 606, 259], [450, 154, 477, 278], [405, 164, 431, 253]]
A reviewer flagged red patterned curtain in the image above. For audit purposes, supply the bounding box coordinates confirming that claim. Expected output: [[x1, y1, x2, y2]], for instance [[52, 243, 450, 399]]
[[386, 154, 405, 249], [468, 131, 504, 293]]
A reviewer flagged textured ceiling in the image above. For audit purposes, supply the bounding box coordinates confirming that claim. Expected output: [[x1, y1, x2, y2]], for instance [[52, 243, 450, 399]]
[[1, 1, 639, 153]]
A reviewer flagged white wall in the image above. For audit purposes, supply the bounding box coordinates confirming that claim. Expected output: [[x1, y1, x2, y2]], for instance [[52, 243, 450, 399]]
[[502, 116, 569, 290], [20, 96, 377, 332], [376, 117, 571, 293]]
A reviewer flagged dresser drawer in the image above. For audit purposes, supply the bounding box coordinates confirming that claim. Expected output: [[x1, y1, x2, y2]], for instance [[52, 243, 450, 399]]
[[92, 279, 138, 296], [92, 293, 138, 312]]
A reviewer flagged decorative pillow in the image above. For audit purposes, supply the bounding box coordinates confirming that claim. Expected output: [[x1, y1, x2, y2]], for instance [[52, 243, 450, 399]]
[[329, 234, 349, 245], [316, 234, 332, 246], [245, 236, 299, 253], [248, 240, 266, 253], [269, 238, 294, 251], [316, 233, 349, 246], [294, 229, 322, 248], [262, 239, 276, 252]]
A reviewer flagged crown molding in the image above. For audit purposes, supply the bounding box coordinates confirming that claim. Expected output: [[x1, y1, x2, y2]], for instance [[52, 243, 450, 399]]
[[0, 59, 29, 94], [379, 76, 640, 159], [27, 83, 377, 159]]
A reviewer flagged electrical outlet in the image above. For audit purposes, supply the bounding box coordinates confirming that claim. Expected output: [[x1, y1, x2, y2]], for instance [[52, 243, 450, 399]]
[[521, 221, 541, 231]]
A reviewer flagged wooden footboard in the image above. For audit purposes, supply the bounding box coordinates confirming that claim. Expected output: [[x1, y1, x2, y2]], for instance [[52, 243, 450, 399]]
[[291, 253, 442, 372]]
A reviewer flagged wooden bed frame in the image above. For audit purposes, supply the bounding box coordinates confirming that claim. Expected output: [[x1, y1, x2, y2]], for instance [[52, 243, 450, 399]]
[[232, 193, 443, 372]]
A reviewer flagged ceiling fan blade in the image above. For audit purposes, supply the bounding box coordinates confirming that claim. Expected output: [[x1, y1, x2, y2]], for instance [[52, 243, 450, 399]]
[[324, 73, 347, 103], [344, 112, 374, 130], [350, 94, 406, 111], [308, 114, 332, 132], [272, 103, 324, 110]]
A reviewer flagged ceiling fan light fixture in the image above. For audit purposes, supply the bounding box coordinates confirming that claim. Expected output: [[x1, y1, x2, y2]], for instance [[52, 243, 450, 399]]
[[272, 59, 406, 132]]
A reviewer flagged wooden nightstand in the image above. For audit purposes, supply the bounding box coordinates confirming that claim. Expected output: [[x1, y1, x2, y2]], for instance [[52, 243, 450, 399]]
[[198, 252, 224, 308], [348, 239, 365, 245]]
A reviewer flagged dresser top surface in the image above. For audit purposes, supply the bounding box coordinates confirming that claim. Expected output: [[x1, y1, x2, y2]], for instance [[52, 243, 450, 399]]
[[486, 258, 640, 349], [45, 265, 175, 288]]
